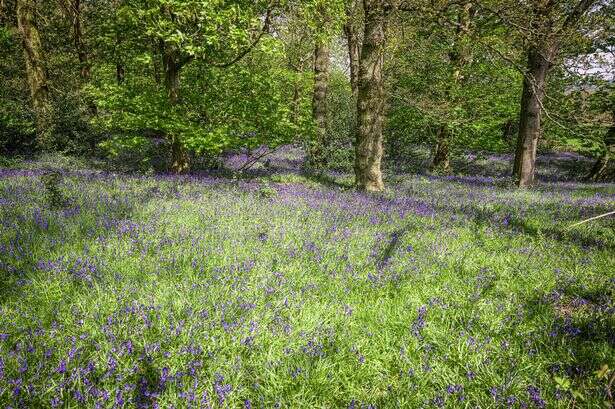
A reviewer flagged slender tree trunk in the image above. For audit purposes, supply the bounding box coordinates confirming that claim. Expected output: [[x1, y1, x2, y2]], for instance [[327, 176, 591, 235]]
[[355, 0, 387, 192], [71, 0, 90, 80], [16, 0, 53, 148], [502, 119, 516, 146], [163, 50, 180, 104], [344, 3, 361, 100], [162, 46, 190, 174], [310, 40, 330, 169], [152, 43, 162, 84], [513, 46, 550, 187], [291, 85, 301, 125], [430, 2, 472, 173]]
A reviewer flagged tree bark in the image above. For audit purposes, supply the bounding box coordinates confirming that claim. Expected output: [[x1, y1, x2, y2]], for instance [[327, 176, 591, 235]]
[[70, 0, 90, 80], [344, 0, 361, 100], [162, 44, 190, 173], [513, 46, 550, 187], [430, 2, 472, 174], [345, 25, 361, 99], [502, 119, 516, 146], [309, 40, 330, 169], [115, 33, 125, 85], [355, 0, 388, 192], [16, 0, 53, 148]]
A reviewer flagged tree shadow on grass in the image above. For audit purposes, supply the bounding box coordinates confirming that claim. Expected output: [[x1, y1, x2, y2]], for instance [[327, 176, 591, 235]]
[[133, 355, 165, 408], [376, 224, 416, 270], [520, 283, 615, 385], [423, 193, 615, 250]]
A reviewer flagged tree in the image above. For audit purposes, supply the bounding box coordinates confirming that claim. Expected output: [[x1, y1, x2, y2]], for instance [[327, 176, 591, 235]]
[[59, 0, 90, 81], [344, 0, 362, 99], [503, 0, 598, 187], [16, 0, 52, 147], [91, 0, 276, 173], [293, 0, 345, 169], [355, 0, 392, 191], [429, 1, 473, 174]]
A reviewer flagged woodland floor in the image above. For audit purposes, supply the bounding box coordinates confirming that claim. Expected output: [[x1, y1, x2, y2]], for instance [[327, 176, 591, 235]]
[[0, 148, 614, 408]]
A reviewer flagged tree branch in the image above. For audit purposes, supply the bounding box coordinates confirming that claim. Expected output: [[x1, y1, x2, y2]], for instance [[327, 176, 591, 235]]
[[211, 7, 272, 69], [560, 0, 597, 31]]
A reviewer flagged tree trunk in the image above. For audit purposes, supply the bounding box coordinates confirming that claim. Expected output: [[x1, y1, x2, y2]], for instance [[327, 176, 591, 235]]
[[170, 137, 190, 174], [345, 0, 362, 99], [309, 40, 330, 169], [430, 126, 451, 173], [163, 50, 180, 105], [513, 46, 550, 187], [71, 0, 90, 80], [162, 46, 190, 173], [355, 0, 387, 192], [16, 0, 53, 148], [344, 1, 361, 101], [588, 154, 611, 182], [430, 2, 472, 174]]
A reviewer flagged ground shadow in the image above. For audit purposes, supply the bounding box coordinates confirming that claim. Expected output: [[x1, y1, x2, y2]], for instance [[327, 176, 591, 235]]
[[520, 284, 615, 384]]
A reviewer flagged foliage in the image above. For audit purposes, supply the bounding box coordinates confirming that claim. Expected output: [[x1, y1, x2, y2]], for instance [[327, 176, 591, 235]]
[[386, 4, 523, 160], [0, 156, 613, 407]]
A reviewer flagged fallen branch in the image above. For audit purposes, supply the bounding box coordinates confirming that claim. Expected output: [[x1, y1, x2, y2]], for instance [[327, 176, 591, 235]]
[[567, 210, 615, 229]]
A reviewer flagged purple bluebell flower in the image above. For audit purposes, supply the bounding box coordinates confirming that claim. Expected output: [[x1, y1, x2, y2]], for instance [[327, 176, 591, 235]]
[[527, 385, 545, 408]]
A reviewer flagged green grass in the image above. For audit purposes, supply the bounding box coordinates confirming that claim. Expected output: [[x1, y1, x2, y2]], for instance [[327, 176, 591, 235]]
[[0, 164, 613, 408]]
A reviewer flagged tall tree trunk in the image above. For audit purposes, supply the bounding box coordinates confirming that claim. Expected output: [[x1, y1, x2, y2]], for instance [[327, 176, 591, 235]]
[[152, 43, 162, 84], [344, 0, 361, 100], [309, 40, 330, 169], [70, 0, 90, 80], [162, 46, 190, 174], [163, 50, 180, 104], [291, 85, 301, 126], [345, 25, 361, 99], [59, 0, 90, 80], [513, 46, 550, 187], [430, 2, 472, 174], [16, 0, 53, 148], [355, 0, 387, 192]]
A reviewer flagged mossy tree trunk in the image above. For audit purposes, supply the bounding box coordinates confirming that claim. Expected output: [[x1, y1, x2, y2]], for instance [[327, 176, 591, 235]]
[[309, 40, 330, 169], [430, 126, 451, 173], [16, 0, 53, 148]]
